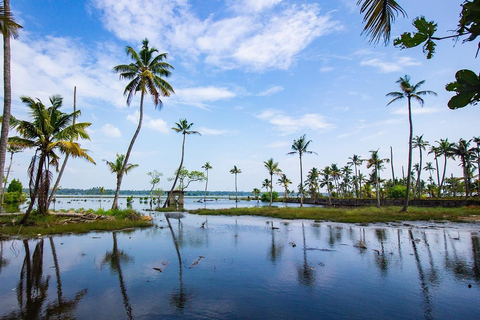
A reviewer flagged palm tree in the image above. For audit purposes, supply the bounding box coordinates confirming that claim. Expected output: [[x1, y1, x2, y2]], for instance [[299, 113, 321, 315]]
[[387, 75, 436, 211], [0, 1, 22, 212], [435, 139, 455, 197], [112, 38, 174, 210], [230, 165, 242, 202], [357, 0, 407, 45], [264, 158, 282, 207], [252, 188, 261, 202], [423, 162, 436, 186], [330, 163, 341, 196], [104, 154, 138, 203], [306, 167, 320, 199], [287, 134, 316, 207], [99, 186, 106, 209], [277, 174, 292, 203], [473, 136, 480, 194], [452, 138, 476, 199], [1, 141, 20, 203], [9, 96, 95, 223], [320, 166, 333, 206], [163, 119, 200, 207], [412, 135, 429, 198], [201, 161, 213, 203], [366, 149, 389, 208], [347, 154, 363, 198]]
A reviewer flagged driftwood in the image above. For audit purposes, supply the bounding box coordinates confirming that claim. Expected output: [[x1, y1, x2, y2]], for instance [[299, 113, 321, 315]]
[[189, 255, 205, 269], [50, 210, 115, 224]]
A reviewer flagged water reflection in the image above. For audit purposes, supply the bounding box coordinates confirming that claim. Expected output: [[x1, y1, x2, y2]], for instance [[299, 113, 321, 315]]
[[1, 217, 479, 319]]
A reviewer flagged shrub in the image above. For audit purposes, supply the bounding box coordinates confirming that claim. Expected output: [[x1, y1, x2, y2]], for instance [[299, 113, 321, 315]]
[[387, 185, 407, 199], [7, 179, 23, 193], [261, 191, 279, 202]]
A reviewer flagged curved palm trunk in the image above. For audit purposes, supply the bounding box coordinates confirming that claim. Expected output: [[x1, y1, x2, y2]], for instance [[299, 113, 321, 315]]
[[390, 146, 396, 185], [21, 153, 47, 224], [375, 166, 381, 208], [112, 92, 145, 210], [163, 133, 186, 208], [203, 170, 208, 202], [0, 2, 13, 211], [439, 155, 449, 198], [1, 148, 14, 203], [401, 97, 413, 212], [269, 173, 273, 207], [299, 153, 304, 207], [234, 173, 238, 202], [435, 156, 441, 197]]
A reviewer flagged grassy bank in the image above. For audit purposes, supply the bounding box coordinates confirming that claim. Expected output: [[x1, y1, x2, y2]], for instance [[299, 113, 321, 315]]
[[0, 209, 153, 238], [189, 206, 480, 224]]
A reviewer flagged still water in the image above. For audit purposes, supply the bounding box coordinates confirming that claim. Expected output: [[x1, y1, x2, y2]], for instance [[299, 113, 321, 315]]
[[1, 200, 479, 319]]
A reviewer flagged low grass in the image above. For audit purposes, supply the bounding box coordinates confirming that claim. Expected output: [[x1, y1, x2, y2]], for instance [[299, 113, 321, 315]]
[[0, 208, 153, 238], [188, 206, 480, 224]]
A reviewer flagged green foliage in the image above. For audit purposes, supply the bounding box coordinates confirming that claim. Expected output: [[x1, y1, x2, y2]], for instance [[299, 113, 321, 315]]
[[126, 196, 134, 204], [394, 17, 437, 59], [7, 178, 23, 193], [3, 191, 25, 203], [261, 191, 279, 202], [446, 69, 480, 109], [386, 185, 407, 199]]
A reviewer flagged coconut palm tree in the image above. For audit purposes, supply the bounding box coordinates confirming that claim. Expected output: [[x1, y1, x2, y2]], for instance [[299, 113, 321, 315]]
[[412, 135, 429, 198], [264, 158, 282, 207], [99, 186, 106, 209], [201, 161, 212, 203], [252, 188, 261, 202], [320, 166, 333, 206], [230, 165, 242, 202], [366, 149, 389, 208], [423, 162, 436, 186], [0, 1, 22, 211], [357, 0, 407, 44], [306, 167, 320, 199], [277, 174, 292, 203], [163, 119, 200, 207], [387, 75, 436, 211], [9, 96, 95, 223], [435, 139, 455, 197], [287, 134, 316, 207], [113, 38, 174, 210], [104, 154, 138, 204], [347, 154, 363, 198], [452, 138, 476, 199]]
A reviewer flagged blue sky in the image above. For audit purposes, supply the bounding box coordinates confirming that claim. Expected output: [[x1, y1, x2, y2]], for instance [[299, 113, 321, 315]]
[[3, 0, 479, 193]]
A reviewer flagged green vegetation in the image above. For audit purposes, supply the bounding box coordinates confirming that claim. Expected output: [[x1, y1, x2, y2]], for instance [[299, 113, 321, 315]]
[[0, 208, 152, 238], [189, 206, 480, 224]]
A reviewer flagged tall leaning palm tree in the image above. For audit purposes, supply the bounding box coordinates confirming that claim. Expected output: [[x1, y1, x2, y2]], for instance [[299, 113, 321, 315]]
[[230, 165, 242, 202], [0, 1, 22, 210], [264, 158, 282, 207], [201, 161, 212, 203], [387, 75, 436, 212], [9, 96, 95, 223], [287, 134, 317, 207], [112, 38, 174, 210], [163, 119, 200, 207]]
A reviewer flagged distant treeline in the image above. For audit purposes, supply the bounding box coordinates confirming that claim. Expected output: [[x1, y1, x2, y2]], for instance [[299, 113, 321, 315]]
[[22, 187, 255, 197]]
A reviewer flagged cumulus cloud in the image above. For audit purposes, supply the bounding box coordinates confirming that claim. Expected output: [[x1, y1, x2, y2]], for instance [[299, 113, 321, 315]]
[[256, 109, 334, 135], [197, 127, 237, 136], [92, 0, 341, 71], [360, 56, 421, 73], [126, 110, 170, 133], [174, 86, 236, 109], [257, 85, 284, 96], [101, 124, 122, 138]]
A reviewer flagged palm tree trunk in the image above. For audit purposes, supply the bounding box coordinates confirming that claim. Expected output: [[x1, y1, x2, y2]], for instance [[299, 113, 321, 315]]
[[20, 153, 47, 224], [376, 166, 380, 208], [1, 149, 14, 203], [435, 156, 441, 197], [235, 173, 238, 202], [299, 154, 304, 207], [163, 133, 186, 208], [112, 92, 145, 210], [47, 87, 77, 209], [0, 1, 12, 211], [390, 146, 396, 185], [415, 149, 423, 199], [204, 170, 208, 202], [439, 155, 448, 198], [401, 97, 413, 212], [462, 157, 469, 199], [269, 173, 273, 207]]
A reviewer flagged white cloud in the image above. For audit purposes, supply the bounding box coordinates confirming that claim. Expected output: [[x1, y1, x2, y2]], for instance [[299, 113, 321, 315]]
[[256, 109, 334, 135], [257, 85, 284, 96], [101, 124, 122, 138], [263, 141, 290, 148], [360, 56, 421, 73], [174, 86, 236, 109], [198, 127, 236, 136], [391, 106, 442, 115], [320, 66, 334, 73], [92, 0, 341, 72], [126, 110, 170, 133]]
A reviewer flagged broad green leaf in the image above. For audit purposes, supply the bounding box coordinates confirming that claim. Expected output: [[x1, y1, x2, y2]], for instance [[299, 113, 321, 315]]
[[448, 91, 476, 109], [446, 69, 480, 109], [394, 16, 438, 58]]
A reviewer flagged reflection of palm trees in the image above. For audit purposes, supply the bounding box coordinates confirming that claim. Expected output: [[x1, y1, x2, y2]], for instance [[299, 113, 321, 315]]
[[421, 232, 439, 285], [409, 229, 433, 320], [268, 223, 283, 263], [2, 240, 49, 319], [101, 232, 134, 320], [0, 241, 10, 273], [443, 231, 480, 283], [374, 229, 389, 275], [165, 214, 188, 311], [297, 223, 315, 286], [45, 236, 87, 318]]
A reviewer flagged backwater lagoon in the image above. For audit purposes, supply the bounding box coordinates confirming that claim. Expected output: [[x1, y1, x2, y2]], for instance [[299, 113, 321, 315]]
[[0, 198, 479, 319]]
